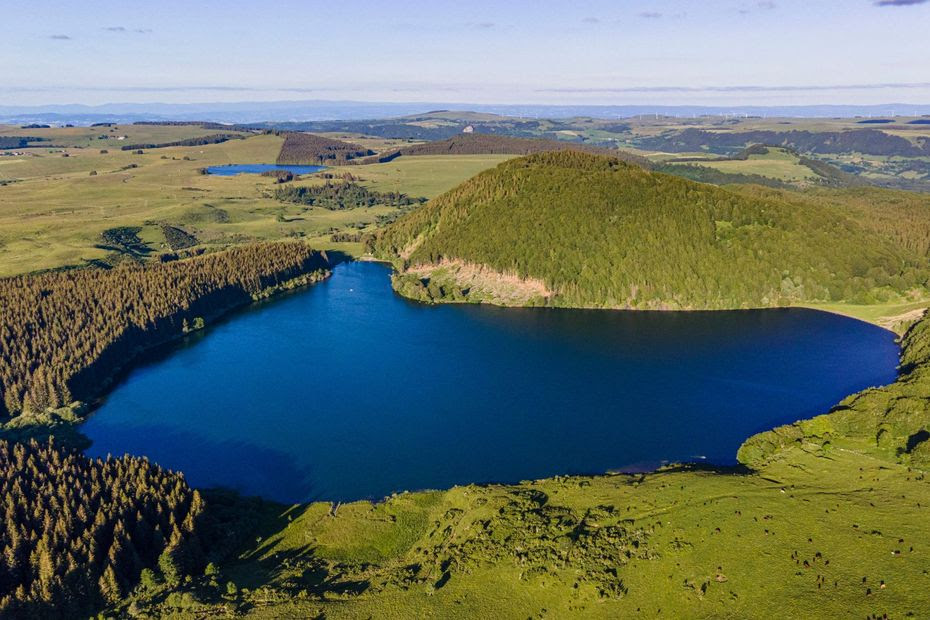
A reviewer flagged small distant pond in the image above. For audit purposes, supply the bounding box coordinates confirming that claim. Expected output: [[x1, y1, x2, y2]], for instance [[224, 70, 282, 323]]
[[82, 262, 900, 503], [205, 164, 325, 176]]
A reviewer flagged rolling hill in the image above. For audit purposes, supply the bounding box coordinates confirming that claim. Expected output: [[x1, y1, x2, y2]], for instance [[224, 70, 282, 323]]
[[276, 132, 374, 165], [373, 150, 930, 310], [359, 133, 652, 168]]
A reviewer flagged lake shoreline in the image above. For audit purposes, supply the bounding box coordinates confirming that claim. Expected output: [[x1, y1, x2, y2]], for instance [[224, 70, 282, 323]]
[[6, 256, 906, 502], [81, 261, 900, 503], [1, 265, 332, 447], [386, 259, 915, 335]]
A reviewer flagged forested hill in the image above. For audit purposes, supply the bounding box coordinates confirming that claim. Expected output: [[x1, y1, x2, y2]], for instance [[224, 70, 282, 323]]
[[276, 132, 374, 165], [636, 127, 930, 157], [360, 133, 653, 168], [373, 151, 930, 310]]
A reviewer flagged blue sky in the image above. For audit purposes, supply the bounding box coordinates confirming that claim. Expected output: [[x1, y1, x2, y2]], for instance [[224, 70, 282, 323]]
[[1, 0, 928, 106]]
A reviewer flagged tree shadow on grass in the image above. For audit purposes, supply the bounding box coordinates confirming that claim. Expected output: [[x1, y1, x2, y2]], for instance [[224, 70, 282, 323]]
[[206, 499, 370, 598]]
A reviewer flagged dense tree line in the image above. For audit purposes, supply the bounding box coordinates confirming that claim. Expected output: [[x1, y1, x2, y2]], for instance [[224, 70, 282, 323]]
[[357, 133, 652, 168], [275, 132, 374, 165], [0, 243, 328, 417], [274, 181, 425, 210], [119, 133, 244, 151], [657, 158, 862, 190], [160, 225, 199, 251], [732, 185, 930, 260], [330, 231, 367, 243], [0, 137, 42, 149], [373, 151, 930, 309], [260, 169, 295, 183], [662, 143, 772, 163], [98, 226, 152, 258], [0, 438, 204, 617], [250, 118, 581, 142], [636, 128, 930, 157], [655, 163, 792, 189]]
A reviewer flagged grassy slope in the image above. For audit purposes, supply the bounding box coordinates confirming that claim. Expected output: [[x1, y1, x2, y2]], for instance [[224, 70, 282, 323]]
[[123, 313, 930, 618], [670, 147, 817, 182], [349, 154, 515, 198], [0, 122, 242, 148], [374, 151, 930, 310], [740, 313, 930, 470]]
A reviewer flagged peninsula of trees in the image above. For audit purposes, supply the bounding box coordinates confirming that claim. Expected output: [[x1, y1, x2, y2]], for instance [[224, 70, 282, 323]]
[[274, 181, 425, 211], [0, 243, 329, 418]]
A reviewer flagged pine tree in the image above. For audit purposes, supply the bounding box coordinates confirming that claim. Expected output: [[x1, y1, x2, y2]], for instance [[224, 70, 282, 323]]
[[157, 546, 181, 587], [98, 565, 122, 604]]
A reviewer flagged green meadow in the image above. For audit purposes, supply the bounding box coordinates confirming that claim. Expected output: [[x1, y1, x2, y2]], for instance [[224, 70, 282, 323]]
[[121, 384, 930, 618], [0, 134, 509, 276], [675, 147, 818, 183]]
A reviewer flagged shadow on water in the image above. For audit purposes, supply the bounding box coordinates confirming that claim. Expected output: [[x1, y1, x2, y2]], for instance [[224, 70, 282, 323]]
[[85, 422, 316, 503], [84, 256, 346, 415], [321, 249, 354, 267]]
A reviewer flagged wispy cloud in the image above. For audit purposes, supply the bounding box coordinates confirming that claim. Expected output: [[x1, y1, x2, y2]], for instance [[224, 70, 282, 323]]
[[581, 16, 600, 24], [1, 84, 467, 95], [466, 21, 496, 29], [104, 26, 152, 34], [638, 11, 662, 18], [49, 34, 71, 40], [875, 0, 927, 5], [739, 1, 777, 14], [537, 81, 930, 94]]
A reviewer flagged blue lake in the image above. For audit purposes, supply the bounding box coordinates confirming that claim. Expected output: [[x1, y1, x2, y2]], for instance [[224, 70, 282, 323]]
[[205, 163, 325, 176], [82, 262, 900, 503]]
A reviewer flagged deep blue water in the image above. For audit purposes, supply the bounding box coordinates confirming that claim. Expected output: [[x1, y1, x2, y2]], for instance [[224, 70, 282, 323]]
[[82, 262, 900, 503], [204, 163, 325, 176]]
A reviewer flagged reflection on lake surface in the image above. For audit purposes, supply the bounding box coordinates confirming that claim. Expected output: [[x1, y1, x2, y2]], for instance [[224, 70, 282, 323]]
[[83, 262, 899, 503]]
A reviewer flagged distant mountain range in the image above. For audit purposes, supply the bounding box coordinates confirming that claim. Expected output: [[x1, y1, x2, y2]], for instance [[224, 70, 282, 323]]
[[1, 100, 929, 125]]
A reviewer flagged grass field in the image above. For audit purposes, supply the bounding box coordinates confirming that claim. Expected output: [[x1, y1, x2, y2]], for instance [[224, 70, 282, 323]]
[[0, 135, 508, 276], [0, 122, 245, 148], [688, 148, 817, 182], [122, 435, 930, 618], [350, 154, 515, 197], [801, 299, 930, 334]]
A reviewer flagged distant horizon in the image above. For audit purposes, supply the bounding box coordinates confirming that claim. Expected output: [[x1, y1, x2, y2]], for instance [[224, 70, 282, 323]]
[[2, 1, 928, 108], [2, 98, 930, 124], [4, 97, 930, 110]]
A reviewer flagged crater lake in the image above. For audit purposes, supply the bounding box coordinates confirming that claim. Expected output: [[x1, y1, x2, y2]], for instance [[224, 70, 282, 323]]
[[82, 261, 900, 503]]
